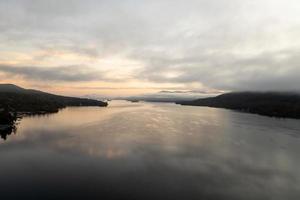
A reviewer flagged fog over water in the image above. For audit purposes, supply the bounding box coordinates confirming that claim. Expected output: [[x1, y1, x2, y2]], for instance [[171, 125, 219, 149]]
[[0, 101, 300, 199]]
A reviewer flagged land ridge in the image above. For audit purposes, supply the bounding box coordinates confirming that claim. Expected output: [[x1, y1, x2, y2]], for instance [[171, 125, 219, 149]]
[[0, 84, 108, 139], [177, 91, 300, 119]]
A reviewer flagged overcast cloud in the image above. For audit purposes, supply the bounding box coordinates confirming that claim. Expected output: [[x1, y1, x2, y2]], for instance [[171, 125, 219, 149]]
[[0, 64, 107, 82], [0, 0, 299, 94]]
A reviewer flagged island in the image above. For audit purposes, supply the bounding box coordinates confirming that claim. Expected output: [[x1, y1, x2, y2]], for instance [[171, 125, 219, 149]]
[[0, 84, 108, 139], [177, 92, 300, 119], [128, 99, 140, 103]]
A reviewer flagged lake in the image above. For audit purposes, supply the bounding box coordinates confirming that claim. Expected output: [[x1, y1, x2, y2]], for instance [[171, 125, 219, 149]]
[[0, 100, 300, 199]]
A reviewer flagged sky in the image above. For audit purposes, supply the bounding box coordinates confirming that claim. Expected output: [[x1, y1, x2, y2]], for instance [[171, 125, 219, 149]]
[[0, 0, 299, 97]]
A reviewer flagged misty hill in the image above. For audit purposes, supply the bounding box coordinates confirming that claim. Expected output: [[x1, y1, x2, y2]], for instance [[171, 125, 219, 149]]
[[0, 84, 107, 114], [177, 92, 300, 119], [122, 96, 196, 103], [120, 91, 208, 103]]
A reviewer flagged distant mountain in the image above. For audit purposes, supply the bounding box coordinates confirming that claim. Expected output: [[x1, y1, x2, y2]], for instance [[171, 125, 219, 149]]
[[120, 91, 219, 103], [177, 92, 300, 119], [122, 96, 196, 103], [0, 84, 108, 114]]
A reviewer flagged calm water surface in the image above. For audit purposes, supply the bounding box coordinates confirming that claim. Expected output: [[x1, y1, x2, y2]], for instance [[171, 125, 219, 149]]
[[0, 101, 300, 199]]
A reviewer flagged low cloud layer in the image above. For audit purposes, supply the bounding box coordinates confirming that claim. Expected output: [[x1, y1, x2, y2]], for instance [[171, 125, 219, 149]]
[[0, 65, 104, 82], [0, 0, 300, 93], [136, 48, 300, 91]]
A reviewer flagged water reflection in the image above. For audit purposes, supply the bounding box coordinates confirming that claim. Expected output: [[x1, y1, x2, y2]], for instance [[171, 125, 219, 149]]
[[0, 101, 299, 199], [0, 124, 16, 140]]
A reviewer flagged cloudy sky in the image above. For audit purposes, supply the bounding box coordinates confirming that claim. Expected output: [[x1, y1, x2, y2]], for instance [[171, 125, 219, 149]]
[[0, 0, 299, 96]]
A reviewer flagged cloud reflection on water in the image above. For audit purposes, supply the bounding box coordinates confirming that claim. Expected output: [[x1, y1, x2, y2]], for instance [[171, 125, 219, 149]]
[[0, 101, 299, 199]]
